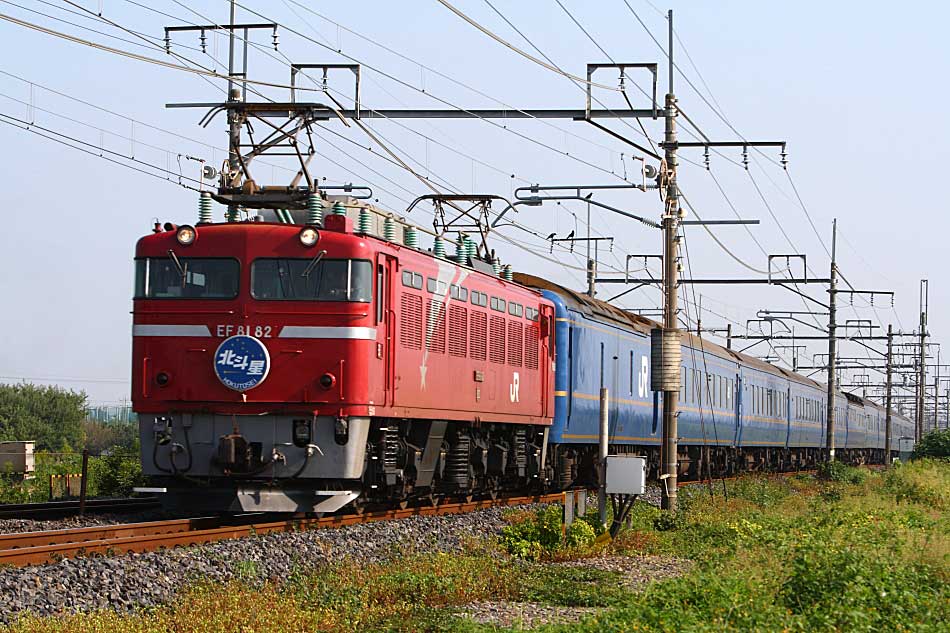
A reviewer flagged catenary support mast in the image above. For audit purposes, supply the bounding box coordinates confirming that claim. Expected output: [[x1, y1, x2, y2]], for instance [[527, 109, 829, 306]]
[[660, 9, 680, 512], [917, 280, 928, 440], [885, 324, 893, 467], [825, 219, 838, 461]]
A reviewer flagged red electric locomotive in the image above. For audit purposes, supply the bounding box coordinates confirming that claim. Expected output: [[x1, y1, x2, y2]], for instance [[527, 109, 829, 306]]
[[133, 200, 555, 512]]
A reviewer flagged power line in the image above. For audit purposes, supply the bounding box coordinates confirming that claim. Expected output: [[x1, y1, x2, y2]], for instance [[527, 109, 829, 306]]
[[270, 0, 630, 179], [0, 112, 201, 191], [434, 0, 621, 91], [0, 375, 128, 384], [0, 10, 325, 92]]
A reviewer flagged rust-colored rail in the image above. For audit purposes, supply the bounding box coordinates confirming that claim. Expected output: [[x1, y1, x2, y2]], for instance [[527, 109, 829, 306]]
[[0, 492, 563, 567]]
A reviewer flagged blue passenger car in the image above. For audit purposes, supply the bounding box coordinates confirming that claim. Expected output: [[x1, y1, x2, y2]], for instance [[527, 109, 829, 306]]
[[515, 274, 910, 480]]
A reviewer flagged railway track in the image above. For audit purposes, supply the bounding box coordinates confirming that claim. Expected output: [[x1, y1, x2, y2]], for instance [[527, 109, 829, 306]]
[[0, 497, 161, 520], [0, 492, 563, 567], [0, 466, 884, 567]]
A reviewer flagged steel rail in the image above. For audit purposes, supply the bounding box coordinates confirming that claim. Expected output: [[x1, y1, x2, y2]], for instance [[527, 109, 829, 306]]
[[0, 497, 160, 520], [0, 492, 563, 567]]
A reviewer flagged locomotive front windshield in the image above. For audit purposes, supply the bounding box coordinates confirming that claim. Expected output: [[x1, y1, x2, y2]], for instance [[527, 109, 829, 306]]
[[251, 258, 372, 302], [135, 257, 239, 299]]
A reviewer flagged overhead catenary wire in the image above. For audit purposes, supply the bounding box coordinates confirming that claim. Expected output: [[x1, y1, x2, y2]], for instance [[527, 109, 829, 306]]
[[434, 0, 621, 91], [0, 112, 202, 191], [631, 12, 896, 382], [0, 11, 331, 93], [259, 0, 632, 181], [622, 1, 834, 267], [195, 1, 640, 279]]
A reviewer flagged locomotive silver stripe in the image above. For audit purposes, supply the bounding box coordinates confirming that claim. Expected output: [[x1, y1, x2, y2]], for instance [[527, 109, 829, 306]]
[[278, 326, 377, 340], [132, 324, 211, 337]]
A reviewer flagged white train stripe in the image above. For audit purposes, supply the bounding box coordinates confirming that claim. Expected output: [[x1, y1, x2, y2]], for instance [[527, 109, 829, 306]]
[[133, 324, 211, 337], [278, 326, 377, 340]]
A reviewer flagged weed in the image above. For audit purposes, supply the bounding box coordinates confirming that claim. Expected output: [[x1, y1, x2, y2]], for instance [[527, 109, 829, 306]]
[[816, 460, 867, 484]]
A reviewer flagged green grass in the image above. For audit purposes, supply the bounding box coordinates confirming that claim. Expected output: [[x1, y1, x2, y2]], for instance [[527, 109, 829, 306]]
[[4, 461, 949, 632]]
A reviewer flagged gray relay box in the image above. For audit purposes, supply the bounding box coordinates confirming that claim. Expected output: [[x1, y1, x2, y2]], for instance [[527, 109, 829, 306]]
[[605, 455, 647, 495]]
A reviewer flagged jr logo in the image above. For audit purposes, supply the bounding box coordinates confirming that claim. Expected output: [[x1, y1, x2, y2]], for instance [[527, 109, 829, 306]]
[[510, 372, 520, 403]]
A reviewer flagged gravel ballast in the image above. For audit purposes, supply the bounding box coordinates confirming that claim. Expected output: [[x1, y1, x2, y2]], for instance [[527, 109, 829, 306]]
[[0, 485, 669, 623], [0, 504, 543, 623]]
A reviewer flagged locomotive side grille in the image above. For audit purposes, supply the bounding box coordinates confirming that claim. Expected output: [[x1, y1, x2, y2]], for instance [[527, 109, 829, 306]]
[[426, 299, 446, 353], [448, 305, 468, 357], [470, 311, 488, 360], [400, 293, 423, 349], [445, 433, 471, 487], [525, 324, 539, 370], [382, 427, 400, 471], [507, 321, 523, 366], [513, 428, 528, 469], [489, 316, 506, 364]]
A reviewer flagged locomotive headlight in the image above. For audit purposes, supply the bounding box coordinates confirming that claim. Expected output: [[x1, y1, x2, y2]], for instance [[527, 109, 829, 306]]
[[176, 225, 197, 246], [299, 227, 319, 247], [319, 373, 336, 390]]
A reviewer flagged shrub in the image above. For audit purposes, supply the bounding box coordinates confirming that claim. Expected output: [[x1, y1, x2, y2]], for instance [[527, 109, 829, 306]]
[[565, 518, 597, 548], [89, 444, 146, 497], [500, 505, 564, 559], [912, 428, 950, 459], [500, 504, 604, 559], [817, 460, 867, 484], [725, 475, 792, 507]]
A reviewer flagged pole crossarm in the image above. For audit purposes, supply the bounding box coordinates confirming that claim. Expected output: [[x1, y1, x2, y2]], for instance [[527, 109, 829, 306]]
[[593, 277, 831, 285], [729, 335, 891, 341], [166, 103, 661, 120], [512, 184, 660, 228]]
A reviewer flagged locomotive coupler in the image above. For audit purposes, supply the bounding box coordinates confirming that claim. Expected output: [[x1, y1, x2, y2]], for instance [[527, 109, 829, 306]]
[[334, 416, 349, 445], [216, 433, 261, 473]]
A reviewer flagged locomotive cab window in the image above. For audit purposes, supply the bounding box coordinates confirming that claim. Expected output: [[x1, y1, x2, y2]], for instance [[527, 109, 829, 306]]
[[251, 258, 372, 301], [135, 257, 239, 299]]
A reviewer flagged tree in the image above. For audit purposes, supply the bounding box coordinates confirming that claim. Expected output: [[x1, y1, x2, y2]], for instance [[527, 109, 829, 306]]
[[0, 383, 86, 450], [83, 419, 138, 454]]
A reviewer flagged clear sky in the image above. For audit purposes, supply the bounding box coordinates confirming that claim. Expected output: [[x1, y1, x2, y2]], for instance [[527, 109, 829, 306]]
[[0, 1, 946, 410]]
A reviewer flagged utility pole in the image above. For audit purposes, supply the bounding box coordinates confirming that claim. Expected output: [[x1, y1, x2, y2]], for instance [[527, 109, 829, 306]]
[[825, 219, 838, 461], [659, 9, 681, 512], [226, 0, 242, 221], [726, 323, 732, 350], [934, 347, 940, 432], [885, 324, 893, 467], [917, 280, 928, 441]]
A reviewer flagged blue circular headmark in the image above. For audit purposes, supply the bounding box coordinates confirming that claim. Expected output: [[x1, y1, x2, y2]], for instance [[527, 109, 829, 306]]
[[213, 335, 271, 392]]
